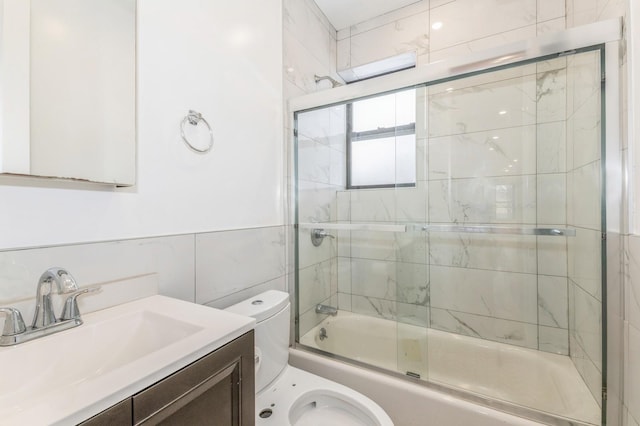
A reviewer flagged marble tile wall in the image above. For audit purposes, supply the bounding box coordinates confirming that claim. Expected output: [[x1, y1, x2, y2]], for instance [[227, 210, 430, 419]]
[[296, 103, 346, 336], [195, 226, 287, 307], [627, 236, 640, 426], [318, 59, 572, 355], [288, 1, 636, 424], [566, 45, 602, 401], [0, 225, 288, 333], [564, 48, 605, 407], [564, 1, 631, 422], [336, 0, 566, 73], [283, 0, 341, 98], [292, 0, 575, 348], [564, 1, 636, 425], [283, 0, 343, 338]]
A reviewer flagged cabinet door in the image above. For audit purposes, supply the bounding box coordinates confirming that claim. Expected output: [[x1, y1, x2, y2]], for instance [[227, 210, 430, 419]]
[[78, 399, 132, 426], [132, 331, 255, 426]]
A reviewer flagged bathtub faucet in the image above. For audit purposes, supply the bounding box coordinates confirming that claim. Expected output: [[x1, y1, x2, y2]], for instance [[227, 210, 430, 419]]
[[315, 304, 337, 316], [319, 327, 328, 341]]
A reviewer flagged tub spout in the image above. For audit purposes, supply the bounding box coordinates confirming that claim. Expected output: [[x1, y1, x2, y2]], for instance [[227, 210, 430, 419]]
[[315, 304, 337, 316]]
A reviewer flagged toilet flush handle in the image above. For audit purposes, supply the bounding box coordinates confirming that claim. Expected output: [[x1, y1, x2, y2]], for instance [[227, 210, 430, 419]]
[[254, 346, 262, 373]]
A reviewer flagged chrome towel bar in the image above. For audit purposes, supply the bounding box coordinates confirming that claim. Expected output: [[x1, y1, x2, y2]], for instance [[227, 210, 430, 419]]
[[299, 222, 576, 237]]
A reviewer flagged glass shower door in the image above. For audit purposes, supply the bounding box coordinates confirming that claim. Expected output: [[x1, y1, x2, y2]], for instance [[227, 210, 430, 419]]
[[392, 86, 429, 379], [295, 86, 431, 376], [418, 50, 603, 425], [294, 46, 605, 426]]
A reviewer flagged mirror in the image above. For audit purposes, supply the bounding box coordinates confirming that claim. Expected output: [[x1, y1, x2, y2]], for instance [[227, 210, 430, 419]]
[[0, 0, 136, 185]]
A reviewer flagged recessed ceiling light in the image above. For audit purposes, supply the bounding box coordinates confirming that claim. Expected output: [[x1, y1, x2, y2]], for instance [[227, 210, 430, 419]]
[[492, 136, 500, 140], [498, 110, 507, 115], [432, 21, 443, 30]]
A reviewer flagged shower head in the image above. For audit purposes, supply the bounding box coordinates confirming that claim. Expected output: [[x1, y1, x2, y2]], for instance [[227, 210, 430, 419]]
[[314, 74, 343, 88]]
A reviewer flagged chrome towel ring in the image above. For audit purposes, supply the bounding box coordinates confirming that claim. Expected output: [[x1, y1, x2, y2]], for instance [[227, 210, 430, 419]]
[[180, 110, 214, 153]]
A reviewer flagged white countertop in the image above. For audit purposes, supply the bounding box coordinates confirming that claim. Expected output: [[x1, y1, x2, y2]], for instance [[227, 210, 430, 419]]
[[0, 295, 255, 425]]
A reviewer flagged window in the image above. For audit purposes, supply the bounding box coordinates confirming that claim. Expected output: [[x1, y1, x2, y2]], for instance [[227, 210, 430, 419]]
[[347, 88, 417, 189]]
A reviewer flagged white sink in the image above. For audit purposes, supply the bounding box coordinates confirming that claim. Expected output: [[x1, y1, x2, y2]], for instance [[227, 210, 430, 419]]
[[0, 295, 255, 425]]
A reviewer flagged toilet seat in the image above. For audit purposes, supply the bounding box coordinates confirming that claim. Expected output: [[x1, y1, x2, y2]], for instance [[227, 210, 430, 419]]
[[223, 291, 393, 425], [256, 365, 393, 426], [290, 391, 379, 426]]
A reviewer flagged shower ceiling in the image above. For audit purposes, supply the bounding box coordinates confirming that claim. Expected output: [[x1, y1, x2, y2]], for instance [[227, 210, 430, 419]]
[[313, 0, 421, 30]]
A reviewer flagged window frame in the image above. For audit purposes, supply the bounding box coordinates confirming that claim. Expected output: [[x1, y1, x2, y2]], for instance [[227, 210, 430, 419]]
[[346, 96, 417, 190]]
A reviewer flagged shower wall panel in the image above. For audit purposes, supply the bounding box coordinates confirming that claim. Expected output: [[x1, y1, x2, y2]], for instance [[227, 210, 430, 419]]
[[297, 105, 347, 336], [335, 186, 430, 326], [283, 0, 339, 96], [566, 50, 604, 405], [334, 60, 572, 355], [337, 0, 566, 71], [296, 0, 613, 367], [428, 59, 567, 354]]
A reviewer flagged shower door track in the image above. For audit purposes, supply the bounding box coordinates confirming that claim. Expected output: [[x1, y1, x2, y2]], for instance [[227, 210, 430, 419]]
[[293, 344, 594, 426]]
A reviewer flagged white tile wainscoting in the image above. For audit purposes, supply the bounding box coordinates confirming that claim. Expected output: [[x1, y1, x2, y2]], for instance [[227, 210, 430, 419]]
[[0, 226, 287, 324]]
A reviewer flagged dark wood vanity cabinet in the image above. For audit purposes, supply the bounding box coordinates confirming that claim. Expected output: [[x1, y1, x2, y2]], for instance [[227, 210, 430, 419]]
[[79, 331, 255, 426], [80, 400, 132, 426]]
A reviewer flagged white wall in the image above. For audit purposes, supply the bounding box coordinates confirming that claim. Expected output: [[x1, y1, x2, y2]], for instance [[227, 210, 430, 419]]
[[0, 0, 286, 323], [0, 0, 283, 251]]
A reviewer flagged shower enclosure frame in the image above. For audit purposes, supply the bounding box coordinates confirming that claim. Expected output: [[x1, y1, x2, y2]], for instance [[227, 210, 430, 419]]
[[289, 18, 623, 426]]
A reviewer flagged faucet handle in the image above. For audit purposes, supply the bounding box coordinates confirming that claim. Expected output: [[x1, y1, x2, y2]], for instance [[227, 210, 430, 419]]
[[311, 228, 336, 247], [60, 286, 101, 321], [0, 308, 27, 336]]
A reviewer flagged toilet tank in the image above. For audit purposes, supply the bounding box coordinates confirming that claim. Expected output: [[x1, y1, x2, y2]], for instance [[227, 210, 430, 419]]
[[225, 290, 290, 393]]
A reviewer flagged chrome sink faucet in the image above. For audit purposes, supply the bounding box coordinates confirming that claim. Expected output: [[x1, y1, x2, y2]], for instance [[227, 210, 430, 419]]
[[0, 267, 100, 346], [32, 267, 79, 328]]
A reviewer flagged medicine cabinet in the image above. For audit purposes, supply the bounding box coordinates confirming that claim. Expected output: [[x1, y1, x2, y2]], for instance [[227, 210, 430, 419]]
[[0, 0, 136, 185]]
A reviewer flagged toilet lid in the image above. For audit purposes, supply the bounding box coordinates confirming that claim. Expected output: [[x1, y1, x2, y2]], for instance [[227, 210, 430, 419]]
[[225, 290, 289, 323]]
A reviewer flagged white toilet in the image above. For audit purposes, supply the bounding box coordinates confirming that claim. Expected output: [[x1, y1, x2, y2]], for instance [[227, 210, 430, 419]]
[[225, 290, 394, 426]]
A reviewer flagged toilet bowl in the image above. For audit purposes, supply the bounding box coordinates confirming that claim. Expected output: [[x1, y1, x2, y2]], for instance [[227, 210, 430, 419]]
[[225, 290, 393, 426]]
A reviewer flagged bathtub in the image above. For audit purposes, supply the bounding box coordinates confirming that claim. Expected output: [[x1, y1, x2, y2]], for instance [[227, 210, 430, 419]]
[[296, 311, 600, 426]]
